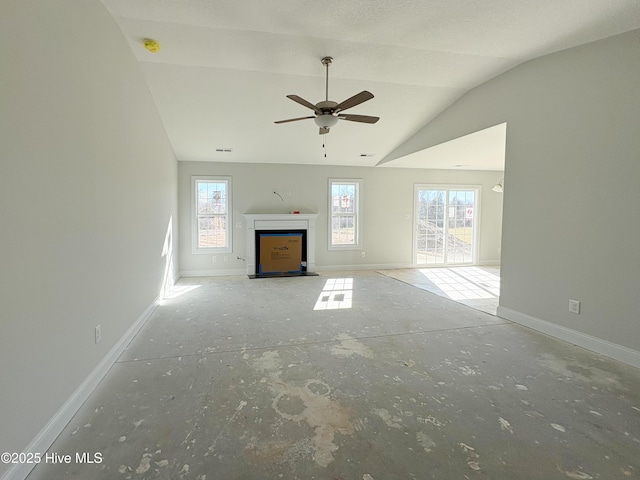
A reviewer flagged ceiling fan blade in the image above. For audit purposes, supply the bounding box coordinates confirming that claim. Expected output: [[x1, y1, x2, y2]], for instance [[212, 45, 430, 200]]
[[274, 116, 315, 124], [338, 114, 380, 124], [319, 127, 330, 135], [287, 95, 321, 113], [334, 91, 374, 112]]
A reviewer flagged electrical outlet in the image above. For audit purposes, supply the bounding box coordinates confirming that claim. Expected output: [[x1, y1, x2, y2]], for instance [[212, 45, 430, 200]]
[[569, 299, 580, 314], [212, 256, 217, 263], [361, 251, 366, 258], [95, 324, 102, 344]]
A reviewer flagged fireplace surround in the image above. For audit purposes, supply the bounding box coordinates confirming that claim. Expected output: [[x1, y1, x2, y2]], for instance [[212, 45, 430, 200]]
[[244, 213, 319, 277]]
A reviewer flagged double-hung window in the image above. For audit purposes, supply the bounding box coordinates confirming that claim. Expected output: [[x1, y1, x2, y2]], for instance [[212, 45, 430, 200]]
[[192, 176, 232, 254], [329, 179, 362, 249]]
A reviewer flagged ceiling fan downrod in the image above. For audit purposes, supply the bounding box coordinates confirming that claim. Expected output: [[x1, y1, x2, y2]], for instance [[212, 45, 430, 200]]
[[321, 56, 333, 102]]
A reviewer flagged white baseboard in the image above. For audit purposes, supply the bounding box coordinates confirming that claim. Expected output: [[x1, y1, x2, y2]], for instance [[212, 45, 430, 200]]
[[179, 264, 416, 277], [180, 268, 246, 277], [1, 299, 158, 480], [179, 263, 502, 277], [497, 306, 640, 369], [477, 259, 501, 266], [179, 262, 501, 278], [316, 263, 413, 272]]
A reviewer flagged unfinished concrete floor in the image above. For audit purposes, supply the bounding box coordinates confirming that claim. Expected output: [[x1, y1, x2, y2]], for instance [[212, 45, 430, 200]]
[[28, 271, 640, 479]]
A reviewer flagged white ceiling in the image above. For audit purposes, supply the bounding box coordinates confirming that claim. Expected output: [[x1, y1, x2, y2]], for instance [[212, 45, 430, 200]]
[[378, 122, 507, 170], [101, 0, 640, 169]]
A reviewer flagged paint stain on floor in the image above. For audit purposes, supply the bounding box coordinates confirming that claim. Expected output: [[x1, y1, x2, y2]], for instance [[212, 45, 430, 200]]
[[330, 333, 374, 359], [252, 350, 355, 467]]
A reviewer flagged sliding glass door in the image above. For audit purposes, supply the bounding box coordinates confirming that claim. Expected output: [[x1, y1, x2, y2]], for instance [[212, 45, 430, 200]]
[[414, 185, 479, 266]]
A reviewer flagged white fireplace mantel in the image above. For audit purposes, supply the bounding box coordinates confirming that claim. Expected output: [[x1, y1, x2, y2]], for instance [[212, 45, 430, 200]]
[[244, 213, 319, 275]]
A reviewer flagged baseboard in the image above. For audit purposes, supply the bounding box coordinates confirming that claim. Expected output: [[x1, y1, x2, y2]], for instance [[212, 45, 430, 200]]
[[316, 263, 413, 272], [1, 299, 159, 480], [180, 268, 246, 277], [497, 306, 640, 369], [180, 265, 415, 276], [477, 260, 501, 266], [179, 263, 500, 277]]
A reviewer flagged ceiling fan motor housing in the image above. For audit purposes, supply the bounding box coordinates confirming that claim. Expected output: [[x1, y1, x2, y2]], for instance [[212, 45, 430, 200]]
[[316, 100, 338, 112]]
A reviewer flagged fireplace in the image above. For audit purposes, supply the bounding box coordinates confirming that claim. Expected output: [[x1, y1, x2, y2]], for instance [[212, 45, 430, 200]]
[[244, 214, 319, 277], [256, 230, 307, 275]]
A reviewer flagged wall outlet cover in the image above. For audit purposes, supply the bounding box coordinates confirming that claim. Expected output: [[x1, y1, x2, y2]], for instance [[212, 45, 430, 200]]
[[569, 299, 580, 314]]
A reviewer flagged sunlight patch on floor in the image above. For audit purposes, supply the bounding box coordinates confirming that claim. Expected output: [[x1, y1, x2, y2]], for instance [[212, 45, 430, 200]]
[[161, 284, 201, 302], [314, 278, 353, 310], [418, 267, 499, 301]]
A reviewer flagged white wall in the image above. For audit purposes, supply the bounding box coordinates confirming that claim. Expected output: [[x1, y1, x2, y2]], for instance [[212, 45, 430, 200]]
[[378, 29, 640, 356], [178, 162, 503, 275], [0, 0, 178, 474]]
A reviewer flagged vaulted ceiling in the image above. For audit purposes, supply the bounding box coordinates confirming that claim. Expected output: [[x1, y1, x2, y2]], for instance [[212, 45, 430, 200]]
[[101, 0, 640, 169]]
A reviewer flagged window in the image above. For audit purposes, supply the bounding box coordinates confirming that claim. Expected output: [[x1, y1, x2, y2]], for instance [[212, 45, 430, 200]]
[[329, 179, 361, 249], [192, 176, 231, 254]]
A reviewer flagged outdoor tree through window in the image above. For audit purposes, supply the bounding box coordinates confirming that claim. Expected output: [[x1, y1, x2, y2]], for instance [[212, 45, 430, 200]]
[[193, 176, 231, 253], [329, 179, 361, 249]]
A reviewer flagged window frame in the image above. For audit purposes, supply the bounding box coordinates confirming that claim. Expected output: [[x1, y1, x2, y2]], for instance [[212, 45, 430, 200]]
[[328, 178, 362, 250], [191, 175, 232, 255]]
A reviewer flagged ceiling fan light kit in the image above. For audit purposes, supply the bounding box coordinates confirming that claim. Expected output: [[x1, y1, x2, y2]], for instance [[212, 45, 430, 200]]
[[275, 56, 379, 135], [314, 114, 339, 128]]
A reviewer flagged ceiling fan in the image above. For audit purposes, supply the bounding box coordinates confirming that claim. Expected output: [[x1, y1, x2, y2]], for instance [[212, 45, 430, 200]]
[[275, 56, 379, 135]]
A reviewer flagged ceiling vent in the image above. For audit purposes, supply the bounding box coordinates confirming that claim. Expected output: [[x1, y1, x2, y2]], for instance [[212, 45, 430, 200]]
[[215, 148, 233, 153]]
